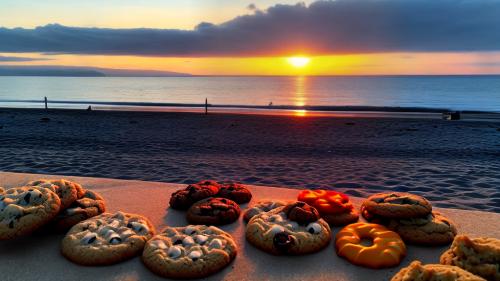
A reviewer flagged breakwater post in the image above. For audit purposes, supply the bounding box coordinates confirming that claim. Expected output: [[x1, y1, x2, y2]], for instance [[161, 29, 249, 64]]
[[44, 97, 48, 110], [205, 98, 208, 115]]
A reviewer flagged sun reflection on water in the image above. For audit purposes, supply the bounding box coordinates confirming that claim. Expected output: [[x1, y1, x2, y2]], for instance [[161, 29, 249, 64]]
[[293, 76, 308, 107], [293, 109, 307, 117]]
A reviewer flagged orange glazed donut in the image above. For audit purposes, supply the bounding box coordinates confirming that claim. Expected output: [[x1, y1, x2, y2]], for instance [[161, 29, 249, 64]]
[[335, 222, 406, 269]]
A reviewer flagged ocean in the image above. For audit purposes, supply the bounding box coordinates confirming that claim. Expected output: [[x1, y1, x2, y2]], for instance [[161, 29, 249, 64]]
[[0, 76, 499, 112]]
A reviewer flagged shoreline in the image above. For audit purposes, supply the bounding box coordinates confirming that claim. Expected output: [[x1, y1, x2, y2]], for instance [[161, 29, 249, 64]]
[[1, 106, 500, 121]]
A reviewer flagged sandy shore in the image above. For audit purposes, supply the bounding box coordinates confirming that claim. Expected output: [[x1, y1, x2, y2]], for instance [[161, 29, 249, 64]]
[[0, 108, 499, 212], [0, 172, 499, 281]]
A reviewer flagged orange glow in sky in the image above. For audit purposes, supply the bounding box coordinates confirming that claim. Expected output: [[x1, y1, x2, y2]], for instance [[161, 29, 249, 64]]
[[2, 52, 500, 76]]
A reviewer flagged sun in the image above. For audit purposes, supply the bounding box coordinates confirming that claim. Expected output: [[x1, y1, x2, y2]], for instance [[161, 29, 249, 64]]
[[287, 56, 310, 68]]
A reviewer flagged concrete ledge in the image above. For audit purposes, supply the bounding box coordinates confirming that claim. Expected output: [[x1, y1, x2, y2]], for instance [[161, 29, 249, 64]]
[[1, 172, 499, 281]]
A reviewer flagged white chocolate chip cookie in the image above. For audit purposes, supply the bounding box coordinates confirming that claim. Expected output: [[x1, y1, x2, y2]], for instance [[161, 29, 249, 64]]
[[28, 179, 85, 209], [0, 186, 61, 240], [243, 200, 288, 222], [246, 202, 331, 255], [142, 225, 237, 279], [61, 211, 155, 265]]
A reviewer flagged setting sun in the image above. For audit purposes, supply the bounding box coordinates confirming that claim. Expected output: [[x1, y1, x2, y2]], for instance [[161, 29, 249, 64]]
[[287, 56, 310, 68]]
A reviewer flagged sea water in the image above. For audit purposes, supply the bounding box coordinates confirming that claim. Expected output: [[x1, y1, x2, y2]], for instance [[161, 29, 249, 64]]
[[0, 76, 499, 112]]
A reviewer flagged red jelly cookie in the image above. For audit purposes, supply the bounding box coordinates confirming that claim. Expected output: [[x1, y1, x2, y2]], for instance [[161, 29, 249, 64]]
[[217, 182, 252, 204], [298, 190, 358, 226], [169, 180, 220, 210]]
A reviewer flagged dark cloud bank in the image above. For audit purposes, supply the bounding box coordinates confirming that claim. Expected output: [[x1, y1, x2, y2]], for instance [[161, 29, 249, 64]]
[[0, 55, 50, 62], [1, 0, 499, 56]]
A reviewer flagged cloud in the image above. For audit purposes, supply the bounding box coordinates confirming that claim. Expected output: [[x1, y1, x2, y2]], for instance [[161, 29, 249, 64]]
[[0, 0, 499, 56], [0, 55, 51, 62]]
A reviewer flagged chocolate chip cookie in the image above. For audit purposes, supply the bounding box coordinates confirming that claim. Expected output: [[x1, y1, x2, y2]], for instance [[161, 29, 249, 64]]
[[28, 179, 85, 210], [387, 211, 457, 246], [243, 200, 288, 222], [169, 180, 220, 210], [392, 260, 486, 281], [142, 225, 237, 279], [187, 197, 240, 225], [216, 182, 252, 204], [362, 192, 432, 219], [440, 235, 500, 281], [50, 190, 106, 232], [0, 186, 61, 240], [246, 202, 331, 255], [61, 211, 155, 265]]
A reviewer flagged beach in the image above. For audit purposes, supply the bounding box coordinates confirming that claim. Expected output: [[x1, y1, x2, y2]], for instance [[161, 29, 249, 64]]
[[0, 108, 499, 212], [0, 172, 499, 281]]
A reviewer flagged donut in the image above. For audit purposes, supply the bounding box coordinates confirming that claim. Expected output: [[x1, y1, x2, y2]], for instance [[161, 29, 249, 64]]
[[298, 190, 359, 226], [335, 222, 406, 269]]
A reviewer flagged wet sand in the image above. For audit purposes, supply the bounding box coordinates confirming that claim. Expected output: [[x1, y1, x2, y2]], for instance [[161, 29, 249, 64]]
[[0, 108, 499, 212]]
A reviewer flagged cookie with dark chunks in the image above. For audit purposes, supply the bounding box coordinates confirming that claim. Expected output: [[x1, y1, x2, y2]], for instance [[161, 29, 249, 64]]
[[217, 182, 252, 204], [387, 211, 457, 246], [50, 190, 106, 232], [391, 260, 486, 281], [362, 192, 432, 219], [61, 211, 155, 265], [187, 197, 241, 225], [142, 225, 237, 279], [246, 202, 331, 255], [0, 186, 61, 240], [243, 200, 287, 223], [28, 179, 85, 210], [169, 180, 220, 210], [440, 235, 500, 281]]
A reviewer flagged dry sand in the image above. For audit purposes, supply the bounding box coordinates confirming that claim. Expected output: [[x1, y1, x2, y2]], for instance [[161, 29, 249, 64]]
[[0, 108, 499, 212], [0, 172, 499, 281]]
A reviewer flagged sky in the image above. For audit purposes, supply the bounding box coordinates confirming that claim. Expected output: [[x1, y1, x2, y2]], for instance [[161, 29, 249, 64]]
[[1, 0, 500, 75]]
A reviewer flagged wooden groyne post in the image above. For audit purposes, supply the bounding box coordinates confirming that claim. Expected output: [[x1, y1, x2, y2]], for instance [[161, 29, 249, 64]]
[[205, 98, 208, 115], [44, 97, 48, 110]]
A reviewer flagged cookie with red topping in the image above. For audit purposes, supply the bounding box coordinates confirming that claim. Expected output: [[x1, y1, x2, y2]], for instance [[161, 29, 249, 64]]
[[298, 190, 359, 226], [216, 182, 252, 204], [187, 197, 240, 225], [169, 180, 220, 210]]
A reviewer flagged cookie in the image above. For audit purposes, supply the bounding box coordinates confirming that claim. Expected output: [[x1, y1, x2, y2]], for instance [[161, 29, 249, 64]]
[[246, 202, 331, 255], [187, 197, 240, 225], [387, 211, 457, 246], [440, 235, 500, 281], [362, 192, 432, 219], [0, 187, 4, 193], [360, 204, 388, 224], [0, 186, 61, 240], [217, 182, 252, 204], [169, 180, 220, 210], [28, 179, 85, 210], [243, 200, 287, 222], [391, 260, 486, 281], [61, 211, 155, 265], [142, 225, 237, 279], [298, 190, 359, 226], [50, 190, 106, 232]]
